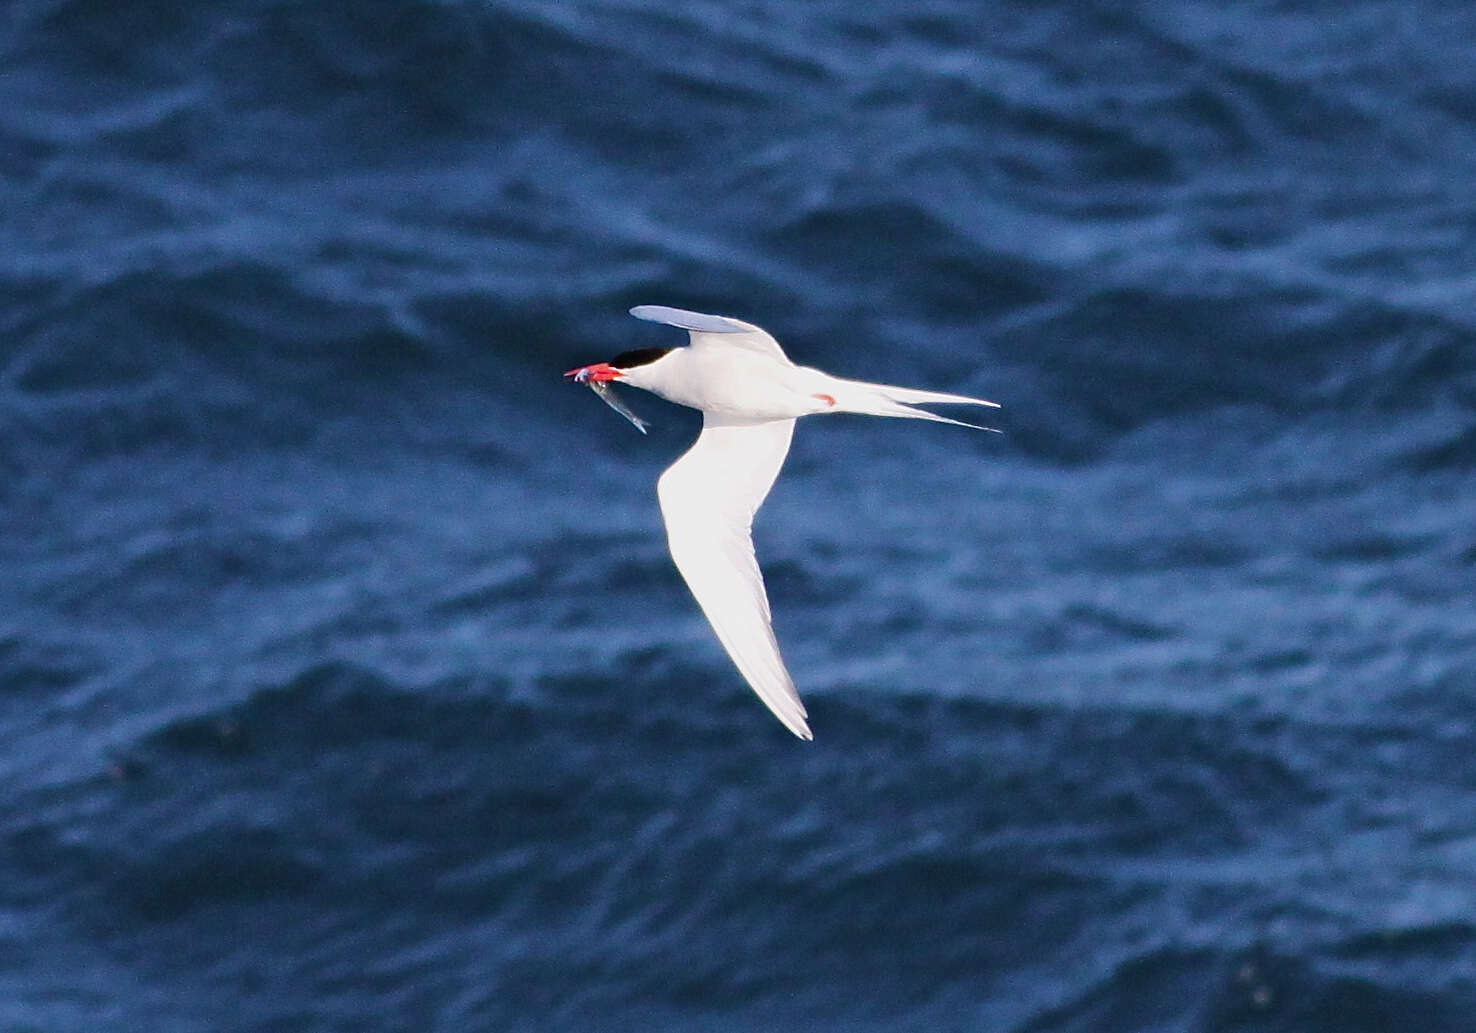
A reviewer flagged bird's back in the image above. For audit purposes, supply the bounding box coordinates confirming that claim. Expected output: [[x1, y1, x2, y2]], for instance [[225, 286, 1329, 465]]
[[642, 346, 833, 420]]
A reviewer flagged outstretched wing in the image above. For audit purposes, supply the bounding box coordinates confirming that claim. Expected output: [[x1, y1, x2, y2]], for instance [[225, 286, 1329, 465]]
[[655, 414, 810, 740], [630, 305, 792, 365]]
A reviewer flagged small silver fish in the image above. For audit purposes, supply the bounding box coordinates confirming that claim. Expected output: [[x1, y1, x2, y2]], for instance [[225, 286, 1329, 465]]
[[589, 379, 650, 434]]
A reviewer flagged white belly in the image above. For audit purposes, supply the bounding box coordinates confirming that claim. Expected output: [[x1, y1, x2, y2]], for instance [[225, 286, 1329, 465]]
[[645, 350, 834, 420]]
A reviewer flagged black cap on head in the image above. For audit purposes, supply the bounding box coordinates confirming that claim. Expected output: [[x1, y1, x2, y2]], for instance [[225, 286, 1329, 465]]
[[610, 347, 671, 370]]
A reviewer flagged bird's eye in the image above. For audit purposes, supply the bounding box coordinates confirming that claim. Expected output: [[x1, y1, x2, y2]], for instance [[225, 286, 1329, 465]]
[[609, 347, 671, 369]]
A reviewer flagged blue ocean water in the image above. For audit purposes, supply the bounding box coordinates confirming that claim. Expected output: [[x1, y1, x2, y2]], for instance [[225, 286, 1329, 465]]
[[3, 0, 1475, 1029]]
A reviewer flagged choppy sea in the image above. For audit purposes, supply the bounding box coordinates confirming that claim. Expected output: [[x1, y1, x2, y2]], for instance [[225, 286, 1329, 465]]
[[3, 1, 1475, 1029]]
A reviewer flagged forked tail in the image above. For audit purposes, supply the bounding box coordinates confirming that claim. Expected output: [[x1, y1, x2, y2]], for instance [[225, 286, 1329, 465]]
[[826, 376, 1002, 431]]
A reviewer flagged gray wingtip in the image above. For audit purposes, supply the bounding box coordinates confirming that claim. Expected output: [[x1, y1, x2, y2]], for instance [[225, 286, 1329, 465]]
[[782, 702, 814, 740], [629, 305, 749, 334]]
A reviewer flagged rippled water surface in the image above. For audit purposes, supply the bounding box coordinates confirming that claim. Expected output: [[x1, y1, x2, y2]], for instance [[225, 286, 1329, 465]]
[[3, 1, 1475, 1030]]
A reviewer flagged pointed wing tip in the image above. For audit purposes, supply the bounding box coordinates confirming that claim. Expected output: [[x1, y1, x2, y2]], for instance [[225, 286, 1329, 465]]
[[766, 691, 813, 740], [779, 697, 813, 740], [629, 305, 749, 334], [776, 712, 813, 740], [747, 677, 815, 741]]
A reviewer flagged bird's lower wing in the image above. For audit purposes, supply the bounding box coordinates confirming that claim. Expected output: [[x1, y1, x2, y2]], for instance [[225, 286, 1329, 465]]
[[656, 416, 811, 740]]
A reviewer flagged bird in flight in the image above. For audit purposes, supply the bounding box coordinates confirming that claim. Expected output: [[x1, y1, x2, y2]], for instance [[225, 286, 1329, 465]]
[[566, 306, 999, 740]]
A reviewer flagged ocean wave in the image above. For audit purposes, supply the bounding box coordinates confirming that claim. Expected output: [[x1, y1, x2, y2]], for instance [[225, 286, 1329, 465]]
[[5, 1, 1476, 1028]]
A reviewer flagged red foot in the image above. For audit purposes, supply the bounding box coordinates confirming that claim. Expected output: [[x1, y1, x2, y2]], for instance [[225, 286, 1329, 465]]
[[811, 393, 837, 407]]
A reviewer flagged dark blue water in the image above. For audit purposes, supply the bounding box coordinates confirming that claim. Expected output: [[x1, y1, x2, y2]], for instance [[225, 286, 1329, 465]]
[[4, 0, 1476, 1029]]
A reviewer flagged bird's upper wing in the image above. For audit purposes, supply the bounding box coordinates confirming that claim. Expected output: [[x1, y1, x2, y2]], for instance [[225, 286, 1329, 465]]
[[656, 414, 810, 739], [630, 305, 792, 365]]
